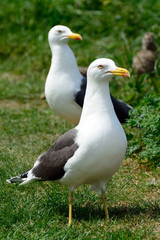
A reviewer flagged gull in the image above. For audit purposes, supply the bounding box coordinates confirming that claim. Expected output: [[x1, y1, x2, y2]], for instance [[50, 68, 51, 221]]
[[7, 58, 129, 226], [45, 25, 132, 125]]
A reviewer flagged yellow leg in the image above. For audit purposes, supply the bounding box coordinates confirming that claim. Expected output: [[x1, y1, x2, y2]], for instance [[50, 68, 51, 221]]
[[101, 190, 109, 220], [68, 191, 73, 227]]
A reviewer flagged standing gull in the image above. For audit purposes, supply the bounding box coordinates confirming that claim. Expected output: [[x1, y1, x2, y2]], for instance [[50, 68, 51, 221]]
[[7, 58, 129, 226], [45, 25, 132, 125]]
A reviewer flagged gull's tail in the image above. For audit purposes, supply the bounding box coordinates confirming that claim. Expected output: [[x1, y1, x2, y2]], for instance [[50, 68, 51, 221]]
[[6, 170, 30, 184]]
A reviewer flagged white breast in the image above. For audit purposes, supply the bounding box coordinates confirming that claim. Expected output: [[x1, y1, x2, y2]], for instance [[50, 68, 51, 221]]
[[45, 70, 82, 124], [61, 115, 127, 190]]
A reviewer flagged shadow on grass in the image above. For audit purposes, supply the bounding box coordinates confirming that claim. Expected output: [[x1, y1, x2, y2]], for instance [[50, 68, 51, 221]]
[[26, 182, 159, 222], [39, 196, 159, 222], [55, 201, 160, 221]]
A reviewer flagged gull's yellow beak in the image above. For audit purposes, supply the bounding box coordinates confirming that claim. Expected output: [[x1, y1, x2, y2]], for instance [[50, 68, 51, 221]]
[[111, 67, 130, 77], [67, 33, 82, 41]]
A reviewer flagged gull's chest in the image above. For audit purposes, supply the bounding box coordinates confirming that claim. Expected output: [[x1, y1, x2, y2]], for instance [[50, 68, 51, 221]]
[[45, 71, 82, 124], [79, 119, 126, 157], [45, 73, 76, 100], [62, 121, 127, 187]]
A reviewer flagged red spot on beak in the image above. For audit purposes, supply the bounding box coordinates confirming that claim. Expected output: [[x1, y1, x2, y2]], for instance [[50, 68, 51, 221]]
[[122, 73, 127, 77]]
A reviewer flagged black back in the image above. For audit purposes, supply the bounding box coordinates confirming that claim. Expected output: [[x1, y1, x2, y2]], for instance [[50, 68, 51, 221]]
[[75, 76, 87, 108]]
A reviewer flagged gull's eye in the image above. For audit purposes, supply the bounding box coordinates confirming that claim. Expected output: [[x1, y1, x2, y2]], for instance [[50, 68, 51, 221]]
[[98, 65, 104, 69], [57, 30, 62, 33]]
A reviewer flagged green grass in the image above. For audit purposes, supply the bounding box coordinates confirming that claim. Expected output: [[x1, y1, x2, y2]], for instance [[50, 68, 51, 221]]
[[0, 0, 160, 239], [0, 100, 159, 239]]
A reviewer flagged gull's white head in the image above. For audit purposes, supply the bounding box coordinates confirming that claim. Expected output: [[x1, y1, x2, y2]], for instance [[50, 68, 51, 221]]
[[48, 25, 82, 46], [87, 58, 130, 82]]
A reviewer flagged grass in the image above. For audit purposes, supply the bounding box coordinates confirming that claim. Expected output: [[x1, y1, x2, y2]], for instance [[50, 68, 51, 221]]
[[0, 0, 160, 239], [0, 99, 159, 239]]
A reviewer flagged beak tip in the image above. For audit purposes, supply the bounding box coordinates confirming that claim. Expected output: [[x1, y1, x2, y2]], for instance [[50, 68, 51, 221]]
[[123, 72, 130, 77], [127, 72, 130, 77]]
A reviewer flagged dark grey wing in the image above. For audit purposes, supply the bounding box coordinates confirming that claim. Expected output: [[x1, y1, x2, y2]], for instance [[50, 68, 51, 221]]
[[110, 95, 132, 123], [32, 128, 79, 181], [75, 76, 132, 123], [75, 76, 87, 108]]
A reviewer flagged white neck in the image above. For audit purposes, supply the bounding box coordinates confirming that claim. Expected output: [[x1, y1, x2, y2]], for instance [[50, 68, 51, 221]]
[[78, 80, 117, 125], [49, 43, 81, 76]]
